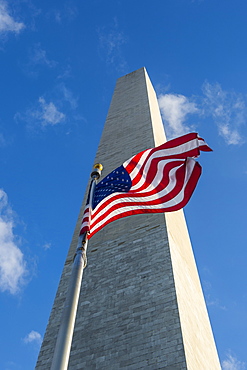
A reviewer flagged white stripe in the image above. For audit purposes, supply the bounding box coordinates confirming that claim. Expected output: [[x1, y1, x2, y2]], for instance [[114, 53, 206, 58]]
[[198, 137, 209, 149], [123, 148, 152, 178], [130, 158, 182, 191], [80, 208, 89, 229]]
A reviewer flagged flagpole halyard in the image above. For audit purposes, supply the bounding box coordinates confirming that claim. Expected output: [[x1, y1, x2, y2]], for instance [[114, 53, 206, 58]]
[[50, 164, 103, 370]]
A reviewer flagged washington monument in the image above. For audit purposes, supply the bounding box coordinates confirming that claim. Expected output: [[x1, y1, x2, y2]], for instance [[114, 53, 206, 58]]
[[36, 68, 220, 369]]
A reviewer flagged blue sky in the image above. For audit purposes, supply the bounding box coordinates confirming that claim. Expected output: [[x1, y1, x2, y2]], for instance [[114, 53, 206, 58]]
[[0, 0, 246, 369]]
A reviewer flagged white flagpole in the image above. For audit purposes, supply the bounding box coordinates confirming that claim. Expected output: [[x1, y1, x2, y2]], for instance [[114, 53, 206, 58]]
[[51, 164, 103, 370]]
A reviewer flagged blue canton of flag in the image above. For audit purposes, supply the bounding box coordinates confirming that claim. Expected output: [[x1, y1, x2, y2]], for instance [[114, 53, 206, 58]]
[[93, 165, 131, 209]]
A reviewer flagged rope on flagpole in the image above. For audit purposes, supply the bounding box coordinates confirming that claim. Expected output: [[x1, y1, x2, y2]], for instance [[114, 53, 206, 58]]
[[51, 163, 103, 370]]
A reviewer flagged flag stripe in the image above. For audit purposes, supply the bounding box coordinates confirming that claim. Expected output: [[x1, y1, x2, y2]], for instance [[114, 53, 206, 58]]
[[80, 132, 211, 239]]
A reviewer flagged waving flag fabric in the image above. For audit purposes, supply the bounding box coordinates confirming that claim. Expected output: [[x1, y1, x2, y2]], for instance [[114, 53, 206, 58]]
[[80, 132, 212, 239]]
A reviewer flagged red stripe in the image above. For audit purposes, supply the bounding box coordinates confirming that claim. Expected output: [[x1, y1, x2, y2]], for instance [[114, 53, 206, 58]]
[[124, 150, 146, 173]]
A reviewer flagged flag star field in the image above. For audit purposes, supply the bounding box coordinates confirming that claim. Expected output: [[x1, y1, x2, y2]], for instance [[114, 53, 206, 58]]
[[0, 1, 247, 369], [93, 167, 131, 208]]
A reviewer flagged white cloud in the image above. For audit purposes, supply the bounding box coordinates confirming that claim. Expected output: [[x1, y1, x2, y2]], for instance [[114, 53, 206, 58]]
[[222, 353, 246, 370], [21, 97, 65, 128], [158, 93, 199, 138], [0, 189, 27, 294], [38, 97, 65, 125], [202, 82, 246, 145], [16, 84, 80, 130], [157, 81, 246, 145], [23, 330, 42, 345], [0, 0, 25, 34], [218, 124, 242, 145]]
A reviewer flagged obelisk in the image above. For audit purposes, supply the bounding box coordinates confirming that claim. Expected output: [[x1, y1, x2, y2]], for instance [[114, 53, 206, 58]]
[[36, 68, 221, 369]]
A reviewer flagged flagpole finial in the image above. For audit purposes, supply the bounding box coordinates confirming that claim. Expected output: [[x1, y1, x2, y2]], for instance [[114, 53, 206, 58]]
[[91, 163, 103, 180], [94, 163, 103, 171]]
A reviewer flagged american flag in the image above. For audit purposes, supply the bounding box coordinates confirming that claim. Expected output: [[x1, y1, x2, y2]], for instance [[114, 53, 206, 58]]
[[80, 132, 212, 239]]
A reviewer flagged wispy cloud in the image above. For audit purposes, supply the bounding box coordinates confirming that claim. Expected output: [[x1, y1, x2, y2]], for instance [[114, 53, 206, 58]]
[[202, 278, 227, 311], [46, 4, 77, 23], [23, 330, 42, 346], [0, 189, 27, 294], [37, 97, 65, 125], [0, 0, 25, 34], [98, 18, 127, 72], [17, 97, 65, 129], [23, 43, 57, 77], [158, 93, 198, 138], [42, 242, 51, 250], [222, 352, 246, 370], [202, 82, 246, 145], [59, 83, 78, 109], [16, 83, 81, 130], [202, 274, 226, 310], [3, 360, 21, 369], [29, 43, 57, 68], [158, 81, 246, 145], [57, 64, 72, 80], [206, 296, 226, 310]]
